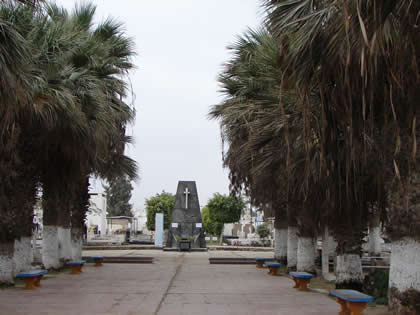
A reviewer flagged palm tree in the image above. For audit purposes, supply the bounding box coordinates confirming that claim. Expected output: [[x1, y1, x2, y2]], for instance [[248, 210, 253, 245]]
[[0, 1, 49, 283], [0, 0, 137, 282], [210, 28, 288, 260], [38, 3, 137, 267], [210, 27, 323, 272], [0, 0, 75, 281], [263, 0, 370, 289], [263, 0, 419, 308]]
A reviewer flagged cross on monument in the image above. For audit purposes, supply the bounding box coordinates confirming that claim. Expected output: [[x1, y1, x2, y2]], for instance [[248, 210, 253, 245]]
[[183, 187, 190, 209]]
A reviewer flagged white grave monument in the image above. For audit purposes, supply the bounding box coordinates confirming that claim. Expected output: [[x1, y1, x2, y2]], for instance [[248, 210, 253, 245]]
[[154, 213, 164, 247]]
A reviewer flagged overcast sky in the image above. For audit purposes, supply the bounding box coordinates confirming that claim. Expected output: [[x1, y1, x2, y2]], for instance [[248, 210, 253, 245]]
[[57, 0, 263, 209]]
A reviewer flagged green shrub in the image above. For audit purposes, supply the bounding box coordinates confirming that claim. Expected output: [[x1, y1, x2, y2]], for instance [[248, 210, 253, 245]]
[[256, 224, 270, 239], [363, 269, 389, 305]]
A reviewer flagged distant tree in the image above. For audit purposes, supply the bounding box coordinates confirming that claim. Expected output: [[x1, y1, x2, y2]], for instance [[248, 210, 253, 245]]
[[145, 191, 175, 231], [201, 206, 223, 236], [206, 193, 246, 243], [104, 175, 133, 217]]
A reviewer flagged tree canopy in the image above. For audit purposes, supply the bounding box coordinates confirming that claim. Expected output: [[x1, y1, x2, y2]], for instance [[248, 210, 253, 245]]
[[201, 205, 223, 236], [204, 193, 246, 236], [145, 191, 175, 231], [104, 176, 133, 217]]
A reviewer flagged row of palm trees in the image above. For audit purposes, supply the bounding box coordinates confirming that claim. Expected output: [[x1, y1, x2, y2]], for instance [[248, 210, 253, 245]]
[[210, 1, 419, 313], [0, 1, 137, 283]]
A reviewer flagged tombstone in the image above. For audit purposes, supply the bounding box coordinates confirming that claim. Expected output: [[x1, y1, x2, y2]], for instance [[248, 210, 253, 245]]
[[166, 181, 206, 249], [155, 213, 164, 248]]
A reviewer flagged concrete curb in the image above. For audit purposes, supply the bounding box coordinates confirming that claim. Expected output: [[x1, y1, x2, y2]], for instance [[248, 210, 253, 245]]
[[83, 245, 274, 251]]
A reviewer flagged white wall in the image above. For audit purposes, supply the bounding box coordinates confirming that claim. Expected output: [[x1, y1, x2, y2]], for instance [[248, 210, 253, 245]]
[[87, 193, 107, 234], [133, 209, 148, 232]]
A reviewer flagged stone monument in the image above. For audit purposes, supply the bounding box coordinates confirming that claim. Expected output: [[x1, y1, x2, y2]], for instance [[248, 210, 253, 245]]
[[154, 213, 164, 248], [166, 181, 206, 250]]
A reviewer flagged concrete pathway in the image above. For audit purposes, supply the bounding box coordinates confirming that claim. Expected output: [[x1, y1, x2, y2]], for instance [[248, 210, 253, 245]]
[[0, 250, 389, 315]]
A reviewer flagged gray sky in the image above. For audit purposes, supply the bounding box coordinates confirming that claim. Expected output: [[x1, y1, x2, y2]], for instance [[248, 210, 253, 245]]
[[57, 0, 263, 209]]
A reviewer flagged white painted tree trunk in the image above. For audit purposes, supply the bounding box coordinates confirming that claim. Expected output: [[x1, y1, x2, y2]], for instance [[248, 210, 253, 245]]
[[0, 242, 15, 284], [297, 236, 316, 273], [13, 237, 33, 274], [71, 227, 83, 260], [287, 226, 298, 270], [388, 237, 420, 314], [58, 227, 72, 261], [274, 228, 288, 262], [328, 235, 337, 254], [368, 226, 382, 256], [42, 225, 61, 269], [322, 227, 330, 279], [336, 254, 363, 289]]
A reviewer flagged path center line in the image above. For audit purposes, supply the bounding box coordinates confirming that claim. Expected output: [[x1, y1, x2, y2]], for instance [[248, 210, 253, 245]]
[[154, 253, 184, 315]]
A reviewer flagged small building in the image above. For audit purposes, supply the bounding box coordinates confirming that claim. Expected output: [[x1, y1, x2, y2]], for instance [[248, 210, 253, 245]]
[[106, 216, 138, 235]]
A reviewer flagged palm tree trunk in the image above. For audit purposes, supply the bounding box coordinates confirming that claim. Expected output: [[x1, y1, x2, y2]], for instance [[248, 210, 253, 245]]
[[274, 228, 288, 263], [336, 254, 363, 290], [11, 180, 37, 274], [335, 237, 363, 290], [287, 226, 298, 271], [57, 200, 72, 262], [286, 206, 298, 270], [297, 235, 316, 273], [386, 164, 420, 313], [0, 158, 38, 281], [42, 225, 60, 269], [42, 178, 61, 269], [0, 242, 14, 285], [388, 238, 420, 314], [71, 226, 84, 260], [58, 227, 72, 261], [13, 236, 33, 274], [321, 226, 333, 279], [42, 170, 74, 268], [70, 174, 90, 260], [274, 209, 287, 263]]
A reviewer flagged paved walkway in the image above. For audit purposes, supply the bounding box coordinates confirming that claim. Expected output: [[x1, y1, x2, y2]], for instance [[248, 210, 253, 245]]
[[0, 250, 389, 315]]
